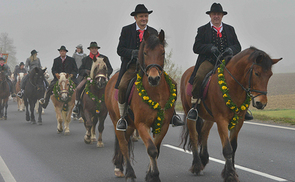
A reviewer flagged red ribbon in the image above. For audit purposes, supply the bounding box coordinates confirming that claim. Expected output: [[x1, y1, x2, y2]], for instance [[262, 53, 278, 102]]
[[213, 26, 222, 38], [138, 30, 144, 42]]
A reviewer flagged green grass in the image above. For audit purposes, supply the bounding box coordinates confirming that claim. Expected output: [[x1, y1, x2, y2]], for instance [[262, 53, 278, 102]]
[[251, 109, 295, 125]]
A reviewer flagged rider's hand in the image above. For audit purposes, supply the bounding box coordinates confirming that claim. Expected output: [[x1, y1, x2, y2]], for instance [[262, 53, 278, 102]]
[[55, 73, 59, 77], [211, 46, 219, 55], [224, 47, 233, 56]]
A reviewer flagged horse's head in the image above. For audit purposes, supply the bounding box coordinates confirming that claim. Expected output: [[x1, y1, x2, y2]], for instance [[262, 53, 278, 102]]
[[139, 30, 166, 87], [30, 67, 45, 91], [56, 72, 71, 101], [42, 67, 49, 80], [90, 57, 108, 89], [18, 72, 25, 82], [245, 47, 282, 109]]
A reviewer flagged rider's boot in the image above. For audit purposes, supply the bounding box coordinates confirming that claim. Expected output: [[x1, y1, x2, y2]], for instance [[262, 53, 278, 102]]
[[171, 110, 185, 127], [116, 102, 128, 131]]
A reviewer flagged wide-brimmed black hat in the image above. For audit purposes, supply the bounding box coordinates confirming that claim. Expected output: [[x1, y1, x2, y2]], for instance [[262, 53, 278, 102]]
[[87, 42, 100, 49], [31, 49, 38, 55], [206, 3, 227, 15], [58, 45, 68, 52], [130, 4, 153, 16]]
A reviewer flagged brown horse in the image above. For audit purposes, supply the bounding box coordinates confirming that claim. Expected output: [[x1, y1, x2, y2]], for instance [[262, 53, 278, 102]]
[[16, 72, 27, 111], [80, 58, 108, 147], [0, 71, 10, 120], [105, 30, 176, 182], [181, 47, 282, 181], [51, 72, 76, 135]]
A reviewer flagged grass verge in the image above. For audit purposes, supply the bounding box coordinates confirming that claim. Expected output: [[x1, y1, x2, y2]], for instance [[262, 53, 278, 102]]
[[251, 109, 295, 125]]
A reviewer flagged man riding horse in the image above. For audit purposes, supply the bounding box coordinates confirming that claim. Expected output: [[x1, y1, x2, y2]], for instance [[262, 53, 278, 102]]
[[0, 57, 16, 97], [115, 4, 184, 131], [72, 42, 113, 115], [187, 3, 253, 121], [39, 46, 79, 108]]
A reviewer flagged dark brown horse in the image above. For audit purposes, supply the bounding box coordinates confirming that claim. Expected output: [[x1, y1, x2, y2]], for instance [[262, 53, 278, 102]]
[[105, 30, 176, 182], [81, 58, 108, 147], [23, 67, 47, 125], [0, 71, 10, 120], [181, 47, 282, 181]]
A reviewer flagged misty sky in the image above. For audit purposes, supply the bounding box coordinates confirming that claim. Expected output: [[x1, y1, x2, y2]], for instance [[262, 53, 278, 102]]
[[1, 0, 294, 76]]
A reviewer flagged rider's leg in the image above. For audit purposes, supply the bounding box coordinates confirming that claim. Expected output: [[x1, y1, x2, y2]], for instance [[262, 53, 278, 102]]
[[116, 64, 137, 131], [6, 77, 16, 97], [169, 77, 185, 126], [188, 61, 214, 121], [39, 80, 56, 108], [73, 78, 86, 115]]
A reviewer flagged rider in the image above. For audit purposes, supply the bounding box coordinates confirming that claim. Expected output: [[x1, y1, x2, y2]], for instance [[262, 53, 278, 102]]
[[115, 4, 184, 131], [72, 42, 113, 115], [13, 62, 27, 85], [17, 50, 47, 98], [39, 46, 79, 108], [187, 3, 253, 121], [0, 57, 16, 97]]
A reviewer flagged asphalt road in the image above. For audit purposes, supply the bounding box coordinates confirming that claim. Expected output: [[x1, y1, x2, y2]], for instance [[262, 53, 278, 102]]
[[0, 99, 294, 182]]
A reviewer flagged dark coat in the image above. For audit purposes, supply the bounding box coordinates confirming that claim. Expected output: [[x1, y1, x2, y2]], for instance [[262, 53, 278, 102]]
[[78, 54, 113, 78], [115, 22, 158, 88], [189, 22, 241, 84], [52, 56, 78, 83]]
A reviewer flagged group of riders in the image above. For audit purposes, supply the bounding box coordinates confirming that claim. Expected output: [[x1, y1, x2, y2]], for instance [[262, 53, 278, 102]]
[[0, 3, 253, 131]]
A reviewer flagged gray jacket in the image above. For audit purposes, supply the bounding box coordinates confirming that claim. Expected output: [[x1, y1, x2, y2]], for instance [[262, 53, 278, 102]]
[[25, 58, 41, 72], [72, 52, 87, 69]]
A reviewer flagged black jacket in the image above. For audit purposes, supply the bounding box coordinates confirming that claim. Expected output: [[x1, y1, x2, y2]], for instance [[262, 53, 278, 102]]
[[78, 54, 113, 78], [52, 56, 78, 82], [189, 22, 241, 84]]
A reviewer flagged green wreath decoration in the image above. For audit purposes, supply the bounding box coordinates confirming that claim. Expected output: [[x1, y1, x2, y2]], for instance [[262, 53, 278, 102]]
[[84, 77, 105, 114], [218, 60, 251, 130], [53, 77, 76, 111], [135, 71, 177, 134]]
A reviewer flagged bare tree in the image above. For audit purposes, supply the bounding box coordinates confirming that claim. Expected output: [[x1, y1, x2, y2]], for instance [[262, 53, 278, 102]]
[[0, 32, 17, 70], [164, 50, 182, 83]]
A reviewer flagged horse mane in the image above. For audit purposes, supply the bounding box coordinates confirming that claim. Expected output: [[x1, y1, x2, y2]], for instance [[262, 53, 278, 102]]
[[90, 57, 107, 79], [248, 46, 273, 71]]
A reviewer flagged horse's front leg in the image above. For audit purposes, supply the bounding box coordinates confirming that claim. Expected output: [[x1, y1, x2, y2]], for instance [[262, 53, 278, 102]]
[[24, 97, 30, 121], [217, 120, 239, 182], [187, 117, 204, 175], [29, 100, 36, 124], [96, 112, 107, 148], [37, 101, 42, 125], [62, 110, 71, 135], [54, 106, 63, 133], [4, 100, 8, 120], [83, 110, 93, 144], [199, 119, 214, 168]]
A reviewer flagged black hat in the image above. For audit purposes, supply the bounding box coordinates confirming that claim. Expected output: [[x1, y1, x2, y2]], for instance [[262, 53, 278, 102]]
[[206, 3, 227, 15], [0, 57, 5, 61], [58, 45, 68, 52], [19, 62, 25, 66], [31, 49, 38, 55], [130, 4, 153, 16], [87, 42, 100, 49]]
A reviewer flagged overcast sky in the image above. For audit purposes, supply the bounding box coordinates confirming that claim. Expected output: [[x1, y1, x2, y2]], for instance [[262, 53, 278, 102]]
[[1, 0, 293, 75]]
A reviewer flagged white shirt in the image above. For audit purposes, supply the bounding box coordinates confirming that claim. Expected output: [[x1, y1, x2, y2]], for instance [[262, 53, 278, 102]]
[[210, 22, 223, 32]]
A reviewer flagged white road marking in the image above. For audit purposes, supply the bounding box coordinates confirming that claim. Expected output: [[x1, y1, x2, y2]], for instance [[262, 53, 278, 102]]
[[163, 144, 287, 182], [244, 121, 295, 131], [0, 156, 16, 182]]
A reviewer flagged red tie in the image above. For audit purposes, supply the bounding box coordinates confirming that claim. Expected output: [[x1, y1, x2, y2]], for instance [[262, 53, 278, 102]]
[[213, 26, 222, 38], [138, 30, 144, 42]]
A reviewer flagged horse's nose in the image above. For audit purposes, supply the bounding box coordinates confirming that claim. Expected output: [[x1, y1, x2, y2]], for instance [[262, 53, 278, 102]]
[[255, 101, 266, 110], [148, 76, 160, 86]]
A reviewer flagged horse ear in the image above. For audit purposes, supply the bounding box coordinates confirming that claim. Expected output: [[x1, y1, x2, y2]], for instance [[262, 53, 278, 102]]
[[42, 67, 47, 73], [272, 58, 282, 65], [66, 73, 69, 78], [159, 29, 165, 43], [143, 30, 150, 41], [56, 73, 60, 80]]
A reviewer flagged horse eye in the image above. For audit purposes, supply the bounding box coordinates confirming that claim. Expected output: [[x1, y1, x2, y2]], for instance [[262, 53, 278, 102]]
[[143, 52, 147, 55], [162, 52, 165, 56], [255, 72, 259, 76]]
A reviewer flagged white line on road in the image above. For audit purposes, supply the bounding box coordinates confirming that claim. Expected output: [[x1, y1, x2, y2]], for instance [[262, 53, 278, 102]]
[[163, 144, 287, 182], [0, 156, 16, 182], [244, 121, 295, 131]]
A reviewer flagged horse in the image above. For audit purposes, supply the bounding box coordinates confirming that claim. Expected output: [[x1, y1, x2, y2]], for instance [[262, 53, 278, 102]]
[[35, 67, 49, 114], [80, 57, 108, 147], [51, 72, 76, 135], [105, 30, 176, 182], [16, 72, 27, 111], [180, 47, 282, 182], [0, 71, 10, 120], [23, 67, 47, 125]]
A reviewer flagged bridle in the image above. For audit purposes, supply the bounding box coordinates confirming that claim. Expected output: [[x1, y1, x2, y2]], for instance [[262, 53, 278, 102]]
[[216, 52, 267, 106], [140, 63, 163, 77], [58, 80, 69, 95]]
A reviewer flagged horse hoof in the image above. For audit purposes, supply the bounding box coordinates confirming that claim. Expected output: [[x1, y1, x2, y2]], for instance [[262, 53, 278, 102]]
[[31, 121, 36, 125], [84, 136, 91, 144], [114, 168, 124, 178], [26, 116, 30, 121], [64, 131, 70, 136], [91, 137, 97, 142], [79, 117, 84, 123], [37, 121, 42, 125], [57, 129, 63, 133], [4, 116, 7, 120], [96, 141, 104, 148]]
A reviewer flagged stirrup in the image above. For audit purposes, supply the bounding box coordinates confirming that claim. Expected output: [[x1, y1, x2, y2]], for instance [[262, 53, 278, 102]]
[[116, 118, 127, 131], [39, 98, 45, 104], [17, 91, 23, 98], [187, 108, 198, 121]]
